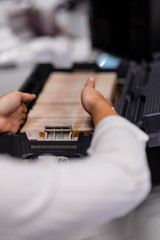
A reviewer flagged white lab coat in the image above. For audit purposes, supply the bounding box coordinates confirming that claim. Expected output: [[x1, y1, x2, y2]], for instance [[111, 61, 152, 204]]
[[0, 116, 151, 240]]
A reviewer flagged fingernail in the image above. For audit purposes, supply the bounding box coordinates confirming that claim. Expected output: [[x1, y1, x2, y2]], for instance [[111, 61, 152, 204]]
[[89, 76, 95, 81]]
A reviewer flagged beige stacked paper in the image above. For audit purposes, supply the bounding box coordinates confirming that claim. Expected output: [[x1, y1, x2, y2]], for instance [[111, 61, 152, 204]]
[[21, 71, 117, 139]]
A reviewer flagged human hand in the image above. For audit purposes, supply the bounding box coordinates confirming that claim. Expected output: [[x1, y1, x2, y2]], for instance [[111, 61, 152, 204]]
[[81, 76, 118, 127], [0, 91, 36, 134]]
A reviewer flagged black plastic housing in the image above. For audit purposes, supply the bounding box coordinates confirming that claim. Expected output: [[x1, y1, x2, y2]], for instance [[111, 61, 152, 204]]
[[1, 62, 160, 185]]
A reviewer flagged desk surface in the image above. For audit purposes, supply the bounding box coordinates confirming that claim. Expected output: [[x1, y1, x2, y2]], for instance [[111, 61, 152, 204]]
[[0, 65, 34, 96]]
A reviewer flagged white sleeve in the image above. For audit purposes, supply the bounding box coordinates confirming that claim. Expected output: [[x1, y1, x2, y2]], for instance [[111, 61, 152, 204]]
[[0, 116, 151, 240]]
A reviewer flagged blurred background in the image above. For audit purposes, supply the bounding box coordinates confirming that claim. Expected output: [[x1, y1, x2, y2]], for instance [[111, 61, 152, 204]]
[[0, 0, 100, 95], [1, 0, 160, 96]]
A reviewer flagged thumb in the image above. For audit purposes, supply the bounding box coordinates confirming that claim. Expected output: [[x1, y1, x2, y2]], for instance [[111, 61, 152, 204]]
[[20, 92, 36, 103], [85, 76, 95, 88]]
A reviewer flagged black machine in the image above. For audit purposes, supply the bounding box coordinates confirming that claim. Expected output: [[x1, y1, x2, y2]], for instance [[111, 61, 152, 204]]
[[89, 0, 160, 185], [89, 0, 160, 61], [1, 0, 160, 184], [0, 64, 94, 161]]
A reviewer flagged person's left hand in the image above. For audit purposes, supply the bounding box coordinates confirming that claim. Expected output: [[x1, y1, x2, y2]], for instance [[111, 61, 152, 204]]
[[81, 77, 118, 127], [0, 91, 36, 133]]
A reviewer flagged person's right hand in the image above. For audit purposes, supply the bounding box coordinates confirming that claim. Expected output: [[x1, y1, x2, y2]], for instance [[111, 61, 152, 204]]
[[81, 76, 118, 127], [0, 91, 36, 134]]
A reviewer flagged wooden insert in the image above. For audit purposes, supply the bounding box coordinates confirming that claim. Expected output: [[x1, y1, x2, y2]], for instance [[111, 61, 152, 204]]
[[21, 71, 117, 139]]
